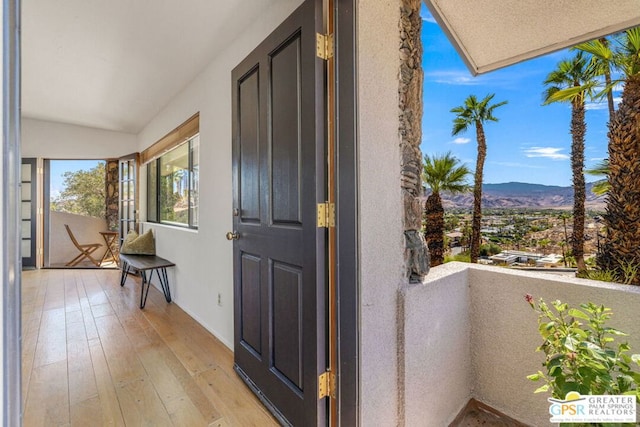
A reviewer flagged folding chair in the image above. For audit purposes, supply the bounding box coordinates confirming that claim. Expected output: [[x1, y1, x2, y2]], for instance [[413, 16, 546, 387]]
[[64, 224, 103, 267]]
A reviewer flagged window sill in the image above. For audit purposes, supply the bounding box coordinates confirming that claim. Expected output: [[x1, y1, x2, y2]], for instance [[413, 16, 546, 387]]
[[142, 221, 198, 234]]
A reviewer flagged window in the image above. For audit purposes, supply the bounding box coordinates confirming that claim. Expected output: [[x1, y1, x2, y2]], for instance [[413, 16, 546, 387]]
[[147, 135, 199, 228]]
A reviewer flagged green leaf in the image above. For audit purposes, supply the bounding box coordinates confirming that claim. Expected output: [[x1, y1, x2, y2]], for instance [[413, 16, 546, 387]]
[[527, 373, 542, 381], [568, 308, 590, 320], [603, 327, 627, 336], [549, 365, 563, 377], [632, 354, 640, 365], [563, 337, 577, 351], [534, 384, 550, 393], [573, 328, 588, 339]]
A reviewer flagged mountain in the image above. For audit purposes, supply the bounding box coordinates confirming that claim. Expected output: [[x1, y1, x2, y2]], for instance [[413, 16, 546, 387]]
[[435, 181, 606, 210]]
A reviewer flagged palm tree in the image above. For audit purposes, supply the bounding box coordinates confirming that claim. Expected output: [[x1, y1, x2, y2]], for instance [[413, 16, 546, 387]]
[[422, 152, 470, 266], [557, 212, 571, 248], [538, 238, 551, 255], [450, 94, 507, 263], [559, 241, 568, 267], [543, 52, 597, 274], [598, 28, 640, 282]]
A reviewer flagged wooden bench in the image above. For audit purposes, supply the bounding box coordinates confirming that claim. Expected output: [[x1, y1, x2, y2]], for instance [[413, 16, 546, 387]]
[[119, 254, 175, 309]]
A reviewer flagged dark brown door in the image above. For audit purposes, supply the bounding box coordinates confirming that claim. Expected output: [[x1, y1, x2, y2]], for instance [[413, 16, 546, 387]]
[[231, 1, 325, 425]]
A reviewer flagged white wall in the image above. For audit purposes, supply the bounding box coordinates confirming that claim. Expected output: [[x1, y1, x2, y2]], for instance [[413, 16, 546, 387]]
[[357, 0, 405, 425], [137, 0, 304, 349], [21, 118, 137, 159], [402, 263, 472, 426]]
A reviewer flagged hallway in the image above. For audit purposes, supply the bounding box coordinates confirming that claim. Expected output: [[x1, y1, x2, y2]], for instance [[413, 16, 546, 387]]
[[22, 269, 277, 426]]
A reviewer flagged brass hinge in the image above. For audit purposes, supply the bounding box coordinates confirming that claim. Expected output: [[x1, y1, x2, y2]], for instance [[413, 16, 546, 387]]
[[317, 202, 335, 228], [316, 33, 334, 60], [318, 371, 336, 399]]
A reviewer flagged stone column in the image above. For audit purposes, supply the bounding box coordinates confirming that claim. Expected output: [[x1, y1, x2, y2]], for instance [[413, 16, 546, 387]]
[[105, 160, 119, 231], [399, 0, 429, 281]]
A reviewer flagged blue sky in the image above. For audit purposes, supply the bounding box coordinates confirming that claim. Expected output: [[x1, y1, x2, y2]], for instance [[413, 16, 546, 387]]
[[49, 160, 103, 198], [420, 5, 619, 187]]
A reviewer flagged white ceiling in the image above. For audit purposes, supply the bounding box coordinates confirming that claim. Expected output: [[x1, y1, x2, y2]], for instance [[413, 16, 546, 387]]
[[22, 0, 273, 133], [425, 0, 640, 75], [23, 1, 640, 134]]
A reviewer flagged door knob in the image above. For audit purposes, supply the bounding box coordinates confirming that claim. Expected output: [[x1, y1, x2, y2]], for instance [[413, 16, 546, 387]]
[[226, 231, 239, 241]]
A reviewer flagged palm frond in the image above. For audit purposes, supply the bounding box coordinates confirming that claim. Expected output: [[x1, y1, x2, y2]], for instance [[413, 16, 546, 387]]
[[585, 159, 609, 176], [586, 159, 609, 195], [574, 39, 613, 62], [422, 152, 471, 195], [590, 180, 610, 196], [451, 93, 507, 135], [542, 52, 598, 105]]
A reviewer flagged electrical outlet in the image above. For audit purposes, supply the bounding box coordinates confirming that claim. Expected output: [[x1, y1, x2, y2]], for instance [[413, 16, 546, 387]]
[[217, 293, 222, 306]]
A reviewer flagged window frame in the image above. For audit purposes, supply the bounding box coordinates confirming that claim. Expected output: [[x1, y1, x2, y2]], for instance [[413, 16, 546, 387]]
[[146, 134, 199, 229]]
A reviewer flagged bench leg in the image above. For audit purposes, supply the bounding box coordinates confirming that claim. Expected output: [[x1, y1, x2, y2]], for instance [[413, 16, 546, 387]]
[[120, 261, 130, 287], [158, 267, 172, 303], [136, 268, 172, 309], [140, 270, 152, 309]]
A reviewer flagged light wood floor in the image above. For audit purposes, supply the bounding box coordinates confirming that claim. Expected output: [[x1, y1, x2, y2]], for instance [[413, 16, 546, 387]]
[[22, 268, 278, 426]]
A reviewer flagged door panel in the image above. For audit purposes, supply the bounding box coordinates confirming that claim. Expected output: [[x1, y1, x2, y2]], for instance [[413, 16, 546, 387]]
[[240, 252, 262, 355], [118, 155, 138, 244], [272, 261, 303, 390], [232, 0, 324, 425], [239, 69, 261, 223], [271, 36, 302, 225], [21, 158, 37, 268]]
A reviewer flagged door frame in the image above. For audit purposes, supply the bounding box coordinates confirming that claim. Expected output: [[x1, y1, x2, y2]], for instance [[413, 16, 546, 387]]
[[118, 153, 140, 244], [333, 0, 358, 425]]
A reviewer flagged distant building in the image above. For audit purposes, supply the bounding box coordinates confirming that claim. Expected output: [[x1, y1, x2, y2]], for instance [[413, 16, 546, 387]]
[[536, 254, 564, 267], [446, 231, 463, 246], [480, 227, 499, 234], [489, 250, 544, 265]]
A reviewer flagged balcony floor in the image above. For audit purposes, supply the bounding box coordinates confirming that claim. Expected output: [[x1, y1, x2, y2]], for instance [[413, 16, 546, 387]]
[[22, 268, 278, 426], [451, 399, 528, 427]]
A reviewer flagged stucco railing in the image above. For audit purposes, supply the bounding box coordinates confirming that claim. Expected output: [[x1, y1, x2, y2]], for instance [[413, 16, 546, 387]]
[[49, 211, 109, 266], [400, 262, 640, 426]]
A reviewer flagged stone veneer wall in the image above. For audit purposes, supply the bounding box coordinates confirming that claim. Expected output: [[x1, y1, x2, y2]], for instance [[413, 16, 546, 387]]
[[399, 0, 429, 281], [105, 159, 119, 230]]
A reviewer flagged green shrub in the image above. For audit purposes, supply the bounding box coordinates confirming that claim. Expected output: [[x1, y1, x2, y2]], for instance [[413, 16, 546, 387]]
[[444, 252, 470, 263], [580, 269, 617, 283], [525, 296, 640, 403], [479, 243, 502, 257]]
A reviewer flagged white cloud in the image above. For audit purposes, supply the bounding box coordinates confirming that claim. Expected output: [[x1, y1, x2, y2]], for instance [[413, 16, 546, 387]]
[[491, 161, 545, 169], [424, 70, 479, 86], [452, 137, 471, 144], [420, 8, 437, 23], [524, 147, 569, 160], [585, 97, 622, 111], [585, 102, 607, 111], [422, 15, 437, 24]]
